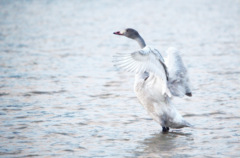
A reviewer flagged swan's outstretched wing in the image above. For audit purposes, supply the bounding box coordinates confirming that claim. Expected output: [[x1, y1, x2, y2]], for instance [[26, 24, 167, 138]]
[[113, 46, 171, 97], [165, 47, 192, 97]]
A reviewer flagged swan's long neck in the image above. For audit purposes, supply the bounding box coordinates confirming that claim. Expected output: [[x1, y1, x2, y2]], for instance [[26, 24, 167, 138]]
[[135, 35, 146, 48]]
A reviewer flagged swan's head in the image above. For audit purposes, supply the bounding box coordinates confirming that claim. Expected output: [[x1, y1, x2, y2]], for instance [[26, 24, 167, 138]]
[[113, 28, 140, 39]]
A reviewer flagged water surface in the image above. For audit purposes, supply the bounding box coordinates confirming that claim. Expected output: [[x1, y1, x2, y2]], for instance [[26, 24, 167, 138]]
[[0, 0, 240, 157]]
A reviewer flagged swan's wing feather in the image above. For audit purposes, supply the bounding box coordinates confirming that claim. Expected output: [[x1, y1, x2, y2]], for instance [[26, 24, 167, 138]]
[[165, 47, 192, 97], [152, 48, 169, 80], [113, 47, 164, 76], [113, 46, 171, 97]]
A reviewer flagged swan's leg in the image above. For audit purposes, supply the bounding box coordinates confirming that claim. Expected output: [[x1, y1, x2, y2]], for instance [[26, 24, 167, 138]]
[[162, 127, 169, 132]]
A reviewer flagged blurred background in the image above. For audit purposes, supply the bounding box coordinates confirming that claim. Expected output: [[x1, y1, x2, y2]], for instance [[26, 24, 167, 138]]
[[0, 0, 239, 157]]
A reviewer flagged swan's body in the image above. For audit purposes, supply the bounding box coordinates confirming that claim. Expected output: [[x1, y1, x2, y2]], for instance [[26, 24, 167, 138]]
[[113, 28, 192, 132]]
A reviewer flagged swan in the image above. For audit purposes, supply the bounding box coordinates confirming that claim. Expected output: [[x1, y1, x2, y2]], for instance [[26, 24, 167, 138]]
[[113, 28, 192, 132]]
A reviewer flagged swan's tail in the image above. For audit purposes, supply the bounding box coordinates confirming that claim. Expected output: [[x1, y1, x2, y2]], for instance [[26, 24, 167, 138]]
[[170, 121, 193, 129], [169, 118, 193, 129], [183, 120, 193, 128]]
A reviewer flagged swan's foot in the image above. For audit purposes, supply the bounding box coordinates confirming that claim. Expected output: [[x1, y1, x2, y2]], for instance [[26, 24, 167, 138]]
[[186, 92, 192, 97], [162, 127, 169, 133]]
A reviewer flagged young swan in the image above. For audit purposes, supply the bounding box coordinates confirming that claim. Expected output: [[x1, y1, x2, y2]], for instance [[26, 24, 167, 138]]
[[113, 28, 192, 132]]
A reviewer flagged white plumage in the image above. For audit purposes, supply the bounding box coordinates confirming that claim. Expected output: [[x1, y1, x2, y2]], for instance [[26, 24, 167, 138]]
[[113, 28, 192, 131], [165, 47, 192, 98], [114, 46, 171, 97]]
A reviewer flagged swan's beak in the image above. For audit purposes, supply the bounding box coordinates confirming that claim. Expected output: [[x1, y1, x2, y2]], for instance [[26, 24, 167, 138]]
[[113, 31, 124, 35]]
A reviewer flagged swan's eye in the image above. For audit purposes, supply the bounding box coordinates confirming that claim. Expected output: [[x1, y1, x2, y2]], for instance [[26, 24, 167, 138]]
[[126, 29, 129, 32]]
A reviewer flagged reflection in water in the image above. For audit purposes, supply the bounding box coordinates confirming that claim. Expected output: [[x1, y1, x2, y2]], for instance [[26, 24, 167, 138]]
[[135, 131, 194, 157]]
